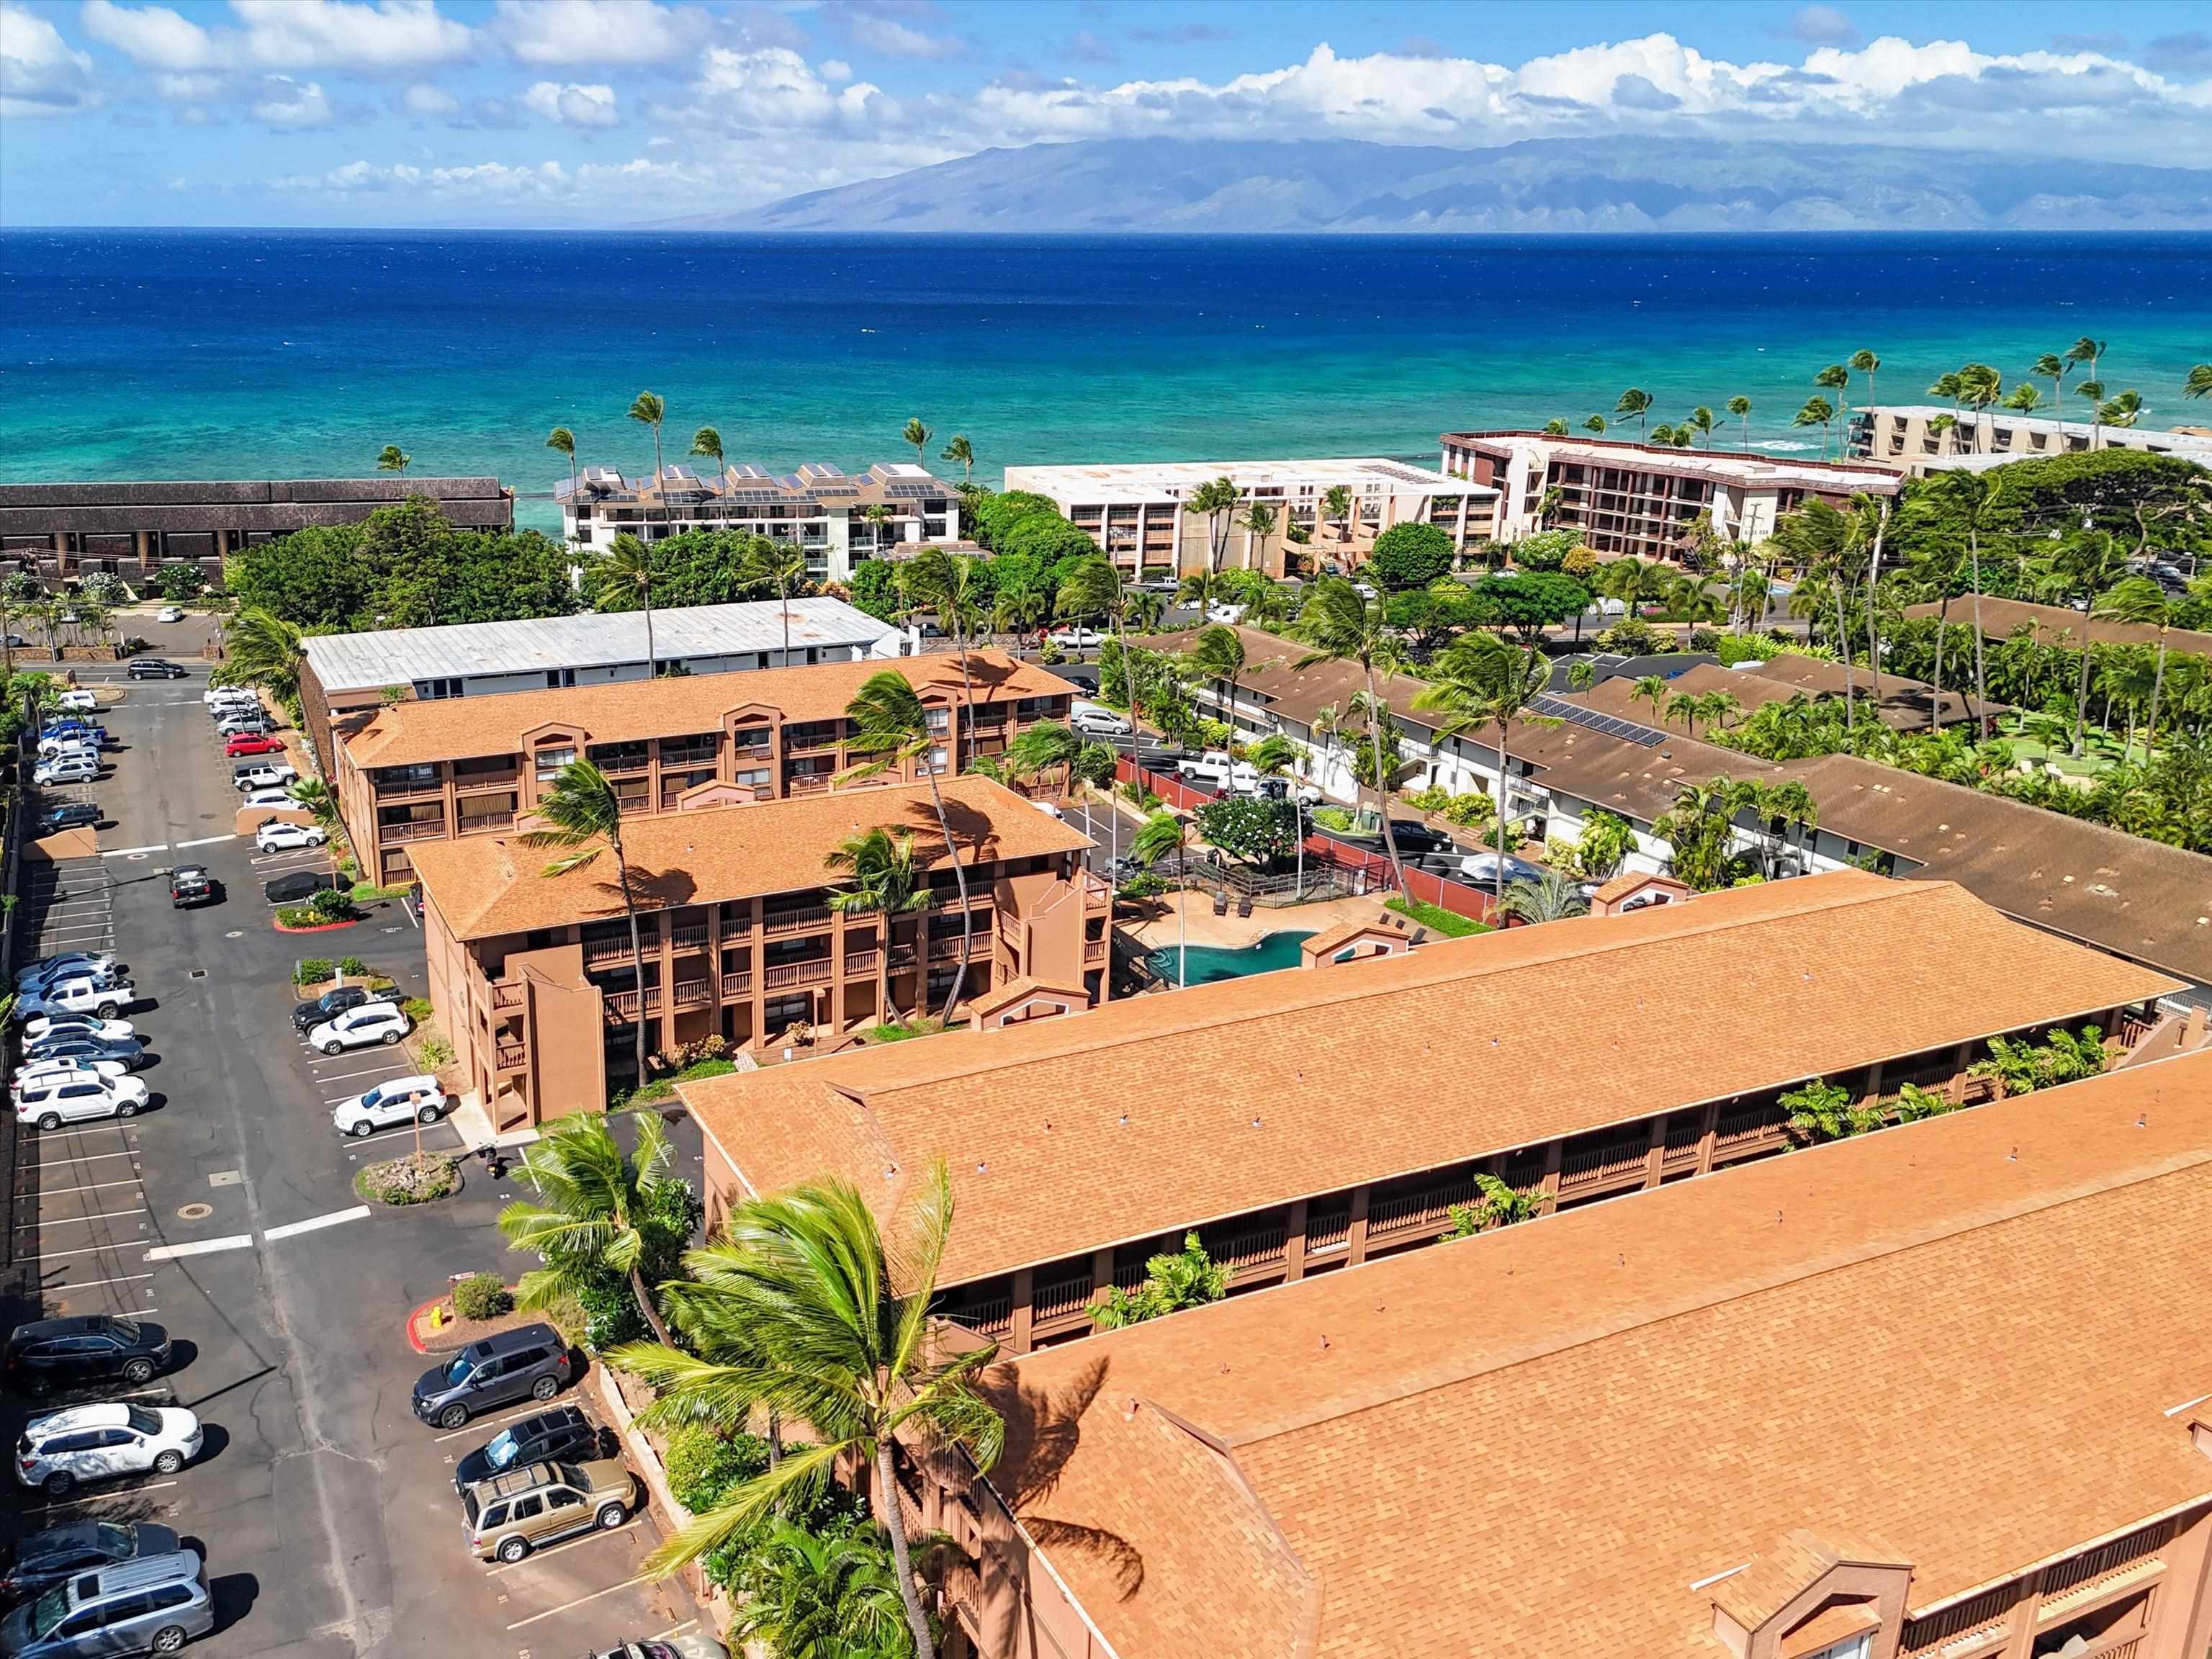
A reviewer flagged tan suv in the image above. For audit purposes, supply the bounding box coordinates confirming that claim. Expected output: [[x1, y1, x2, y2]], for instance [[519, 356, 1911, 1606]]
[[460, 1458, 638, 1562]]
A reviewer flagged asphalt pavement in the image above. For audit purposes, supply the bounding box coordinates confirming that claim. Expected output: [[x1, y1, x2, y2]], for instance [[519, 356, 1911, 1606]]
[[4, 661, 698, 1659]]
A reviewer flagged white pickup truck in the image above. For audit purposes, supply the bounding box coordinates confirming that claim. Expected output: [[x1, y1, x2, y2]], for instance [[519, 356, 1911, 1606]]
[[1175, 750, 1258, 792]]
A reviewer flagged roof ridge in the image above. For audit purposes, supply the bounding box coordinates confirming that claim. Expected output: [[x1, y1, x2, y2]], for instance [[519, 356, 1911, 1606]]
[[1222, 1118, 2212, 1455]]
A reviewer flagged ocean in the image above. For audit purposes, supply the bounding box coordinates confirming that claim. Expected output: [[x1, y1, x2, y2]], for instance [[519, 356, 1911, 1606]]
[[3, 230, 2208, 536]]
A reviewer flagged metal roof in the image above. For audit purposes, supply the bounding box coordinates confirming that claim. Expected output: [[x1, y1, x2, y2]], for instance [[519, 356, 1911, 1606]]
[[301, 597, 898, 691]]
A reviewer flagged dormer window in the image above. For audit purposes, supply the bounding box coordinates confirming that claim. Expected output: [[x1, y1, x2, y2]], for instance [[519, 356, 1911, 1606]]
[[533, 742, 577, 781]]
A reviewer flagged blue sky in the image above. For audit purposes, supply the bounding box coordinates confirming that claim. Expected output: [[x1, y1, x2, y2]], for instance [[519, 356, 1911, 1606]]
[[4, 0, 2209, 225]]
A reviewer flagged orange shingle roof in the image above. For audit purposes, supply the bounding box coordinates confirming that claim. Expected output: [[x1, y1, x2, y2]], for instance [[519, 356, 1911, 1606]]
[[344, 649, 1074, 768], [410, 773, 1094, 940], [680, 871, 2178, 1286], [975, 1051, 2212, 1659]]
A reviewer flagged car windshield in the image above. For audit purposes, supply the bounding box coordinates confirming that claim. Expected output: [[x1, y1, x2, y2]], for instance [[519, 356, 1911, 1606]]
[[444, 1355, 475, 1386], [110, 1320, 139, 1344], [125, 1406, 161, 1436], [485, 1429, 519, 1469], [27, 1586, 72, 1640]]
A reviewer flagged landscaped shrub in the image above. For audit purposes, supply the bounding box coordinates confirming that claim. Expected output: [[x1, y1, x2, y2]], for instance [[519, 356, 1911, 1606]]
[[622, 1055, 737, 1107], [401, 997, 433, 1022], [337, 956, 369, 977], [1311, 805, 1356, 832], [418, 1036, 454, 1069], [451, 1273, 513, 1321], [355, 1152, 458, 1205], [293, 958, 333, 986], [1384, 896, 1489, 938]]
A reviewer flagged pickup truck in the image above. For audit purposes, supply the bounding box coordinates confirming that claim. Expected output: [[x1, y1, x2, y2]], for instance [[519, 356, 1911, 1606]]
[[1175, 750, 1259, 793]]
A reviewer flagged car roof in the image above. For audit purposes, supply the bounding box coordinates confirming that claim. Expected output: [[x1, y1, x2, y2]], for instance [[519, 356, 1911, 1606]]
[[28, 1403, 136, 1433], [476, 1322, 559, 1357], [13, 1316, 115, 1340], [362, 1074, 440, 1094], [84, 1550, 200, 1597]]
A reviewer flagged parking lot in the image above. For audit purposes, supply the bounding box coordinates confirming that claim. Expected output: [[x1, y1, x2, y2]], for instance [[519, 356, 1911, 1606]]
[[4, 659, 696, 1659]]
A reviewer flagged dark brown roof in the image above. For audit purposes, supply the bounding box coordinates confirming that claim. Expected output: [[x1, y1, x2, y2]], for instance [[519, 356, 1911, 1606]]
[[1902, 595, 2212, 660]]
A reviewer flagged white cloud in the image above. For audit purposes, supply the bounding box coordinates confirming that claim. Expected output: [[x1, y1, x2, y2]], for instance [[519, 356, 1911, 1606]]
[[693, 46, 888, 131], [403, 80, 457, 115], [80, 0, 215, 69], [492, 0, 706, 67], [230, 0, 471, 71], [856, 15, 963, 61], [819, 58, 852, 83], [155, 71, 222, 99], [252, 73, 333, 126], [1, 1, 99, 115], [523, 78, 619, 125], [271, 153, 711, 205]]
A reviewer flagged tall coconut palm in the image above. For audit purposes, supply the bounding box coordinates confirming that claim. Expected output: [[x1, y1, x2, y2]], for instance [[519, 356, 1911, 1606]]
[[1542, 418, 1568, 436], [825, 826, 935, 1025], [1132, 809, 1193, 986], [2031, 529, 2130, 757], [1183, 476, 1242, 574], [2004, 382, 2044, 416], [1686, 406, 1717, 448], [1956, 362, 2003, 451], [1582, 414, 1609, 437], [2067, 336, 2107, 448], [376, 444, 410, 477], [1237, 501, 1278, 574], [2098, 389, 2143, 432], [1185, 623, 1246, 730], [940, 433, 974, 480], [599, 532, 660, 675], [2092, 575, 2175, 755], [1629, 674, 1668, 722], [1928, 469, 2009, 739], [610, 1162, 1003, 1659], [901, 417, 932, 467], [688, 425, 724, 491], [2187, 364, 2212, 400], [498, 1109, 680, 1346], [902, 547, 986, 737], [841, 672, 974, 1022], [547, 426, 580, 511], [739, 536, 809, 662], [628, 390, 667, 536], [1848, 349, 1880, 418], [1004, 718, 1082, 799], [2034, 352, 2071, 437], [1597, 556, 1672, 619], [1057, 555, 1136, 866], [1727, 395, 1751, 449], [1814, 363, 1851, 444], [1319, 484, 1354, 547], [1412, 631, 1555, 909], [520, 758, 652, 1084], [1614, 387, 1653, 436], [1793, 396, 1836, 460], [2074, 379, 2108, 451], [1295, 577, 1411, 894]]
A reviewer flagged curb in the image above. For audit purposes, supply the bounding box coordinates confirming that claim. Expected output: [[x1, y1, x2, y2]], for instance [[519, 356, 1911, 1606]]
[[405, 1292, 454, 1354], [275, 918, 359, 934]]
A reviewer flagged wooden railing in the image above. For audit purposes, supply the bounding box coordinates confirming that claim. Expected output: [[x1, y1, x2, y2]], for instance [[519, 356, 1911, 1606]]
[[843, 948, 880, 976], [378, 817, 448, 844], [1084, 938, 1108, 965], [1715, 1102, 1784, 1150], [1031, 1273, 1097, 1324], [584, 933, 657, 967], [668, 922, 709, 951], [1203, 1222, 1287, 1272], [602, 986, 662, 1021], [1560, 1131, 1650, 1187], [672, 979, 713, 1009], [786, 774, 832, 796], [1901, 1586, 2014, 1656], [490, 983, 523, 1011], [1366, 1174, 1478, 1241], [457, 811, 514, 835], [374, 777, 444, 801], [729, 736, 773, 761], [1306, 1205, 1353, 1253], [954, 1295, 1012, 1338], [2040, 1521, 2167, 1600], [2118, 1012, 2157, 1047], [493, 1042, 525, 1070], [765, 904, 830, 936], [763, 958, 832, 990], [719, 971, 752, 999]]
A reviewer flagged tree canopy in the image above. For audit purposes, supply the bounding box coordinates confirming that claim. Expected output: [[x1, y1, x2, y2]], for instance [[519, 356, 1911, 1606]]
[[1364, 521, 1458, 590]]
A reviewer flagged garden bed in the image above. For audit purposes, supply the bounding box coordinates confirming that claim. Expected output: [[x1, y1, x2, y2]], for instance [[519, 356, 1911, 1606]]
[[406, 1279, 530, 1352], [355, 1151, 459, 1206], [274, 914, 358, 934]]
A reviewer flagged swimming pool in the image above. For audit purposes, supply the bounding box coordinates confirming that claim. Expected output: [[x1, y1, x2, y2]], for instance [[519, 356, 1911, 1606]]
[[1146, 930, 1316, 988]]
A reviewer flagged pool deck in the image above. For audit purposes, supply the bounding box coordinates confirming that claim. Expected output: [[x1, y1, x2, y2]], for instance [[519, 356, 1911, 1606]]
[[1125, 891, 1403, 953]]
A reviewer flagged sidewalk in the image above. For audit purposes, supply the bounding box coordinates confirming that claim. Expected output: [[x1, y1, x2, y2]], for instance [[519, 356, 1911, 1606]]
[[447, 1089, 541, 1152]]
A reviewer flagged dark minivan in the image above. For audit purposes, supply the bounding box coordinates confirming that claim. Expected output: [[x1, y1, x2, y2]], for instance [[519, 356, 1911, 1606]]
[[411, 1324, 572, 1430], [4, 1318, 172, 1397]]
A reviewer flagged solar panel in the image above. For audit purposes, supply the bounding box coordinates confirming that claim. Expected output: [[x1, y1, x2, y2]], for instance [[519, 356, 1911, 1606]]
[[884, 481, 939, 498], [1530, 693, 1665, 747]]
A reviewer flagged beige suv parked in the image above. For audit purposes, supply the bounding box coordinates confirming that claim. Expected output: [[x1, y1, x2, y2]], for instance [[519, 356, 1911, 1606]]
[[460, 1458, 638, 1562]]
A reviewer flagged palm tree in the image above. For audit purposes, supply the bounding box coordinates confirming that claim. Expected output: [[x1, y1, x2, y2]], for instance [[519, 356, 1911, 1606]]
[[1238, 501, 1279, 574], [598, 532, 660, 675], [1727, 395, 1751, 449], [992, 584, 1046, 639], [520, 759, 652, 1082], [688, 425, 724, 486], [1497, 870, 1588, 925], [1697, 689, 1743, 732], [215, 606, 306, 701], [1686, 406, 1717, 448], [1628, 674, 1668, 722], [1411, 631, 1555, 909], [1957, 361, 2003, 450], [547, 426, 579, 500], [1614, 387, 1653, 436], [841, 672, 974, 1022], [609, 1163, 1003, 1659], [860, 502, 895, 559], [901, 417, 932, 467], [1665, 690, 1701, 737], [498, 1109, 679, 1346], [1933, 469, 2009, 739], [728, 1518, 914, 1658], [1814, 362, 1851, 444], [825, 827, 935, 1025], [738, 537, 809, 662], [940, 433, 974, 480], [2074, 379, 2108, 451], [1319, 484, 1354, 547], [902, 547, 986, 737], [1848, 349, 1880, 415], [1582, 414, 1609, 438], [1295, 577, 1411, 895], [2004, 382, 2044, 418], [2098, 389, 2143, 432], [2187, 364, 2212, 400], [376, 444, 410, 477], [2032, 529, 2131, 757], [1056, 554, 1136, 865], [1185, 623, 1246, 730], [1597, 556, 1672, 619], [1004, 719, 1082, 799], [1132, 809, 1193, 986], [1542, 418, 1569, 436], [1183, 476, 1242, 574], [2067, 336, 2107, 447], [1793, 396, 1836, 459], [2096, 575, 2175, 754], [628, 390, 667, 536], [1650, 423, 1680, 449], [284, 776, 343, 843], [2034, 352, 2071, 436]]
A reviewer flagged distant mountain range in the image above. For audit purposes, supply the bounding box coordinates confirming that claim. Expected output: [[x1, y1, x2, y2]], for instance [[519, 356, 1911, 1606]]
[[663, 138, 2212, 234]]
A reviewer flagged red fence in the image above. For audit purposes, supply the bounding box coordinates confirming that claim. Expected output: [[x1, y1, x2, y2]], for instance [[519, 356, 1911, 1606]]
[[1113, 759, 1498, 925]]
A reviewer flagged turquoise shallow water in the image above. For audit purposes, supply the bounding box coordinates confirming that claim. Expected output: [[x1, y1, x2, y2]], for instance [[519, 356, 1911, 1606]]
[[1148, 930, 1317, 988], [3, 231, 2208, 536]]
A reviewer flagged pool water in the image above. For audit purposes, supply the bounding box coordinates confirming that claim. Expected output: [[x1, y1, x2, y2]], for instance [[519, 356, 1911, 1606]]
[[1147, 931, 1316, 988]]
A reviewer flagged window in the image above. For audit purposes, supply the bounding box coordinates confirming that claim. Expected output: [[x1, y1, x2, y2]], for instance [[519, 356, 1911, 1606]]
[[509, 1495, 544, 1521], [1799, 1637, 1871, 1659], [534, 744, 577, 781], [479, 1502, 509, 1528], [149, 1586, 197, 1612]]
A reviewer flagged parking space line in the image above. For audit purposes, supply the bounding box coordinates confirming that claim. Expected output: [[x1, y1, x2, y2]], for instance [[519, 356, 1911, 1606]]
[[482, 1521, 642, 1578], [17, 1208, 150, 1226], [101, 843, 169, 858], [174, 833, 236, 848], [263, 1206, 369, 1241], [145, 1235, 254, 1260], [38, 1238, 150, 1259], [649, 1620, 698, 1642], [433, 1401, 558, 1444], [504, 1571, 649, 1628], [43, 1269, 157, 1290], [17, 1177, 145, 1195]]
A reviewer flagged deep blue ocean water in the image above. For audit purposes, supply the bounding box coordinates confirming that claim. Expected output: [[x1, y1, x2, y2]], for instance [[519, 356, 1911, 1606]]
[[4, 231, 2208, 535]]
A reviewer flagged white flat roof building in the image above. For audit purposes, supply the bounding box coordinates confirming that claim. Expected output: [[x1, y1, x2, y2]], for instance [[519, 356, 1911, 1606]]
[[1002, 457, 1498, 577], [1849, 405, 2212, 474]]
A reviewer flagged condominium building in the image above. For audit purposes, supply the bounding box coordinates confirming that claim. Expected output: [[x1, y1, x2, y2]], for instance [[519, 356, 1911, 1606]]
[[554, 462, 958, 583], [0, 476, 513, 591], [296, 595, 899, 769], [1851, 404, 2212, 470], [329, 649, 1077, 887], [680, 871, 2177, 1354], [1439, 430, 1899, 560], [1000, 458, 1498, 578], [902, 1046, 2212, 1659], [412, 775, 1111, 1129]]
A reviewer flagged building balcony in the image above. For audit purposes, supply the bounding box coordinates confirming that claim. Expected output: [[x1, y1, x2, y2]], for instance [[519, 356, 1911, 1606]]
[[374, 778, 445, 802], [1030, 1272, 1097, 1327], [1084, 938, 1109, 966], [583, 933, 659, 968], [601, 986, 663, 1022], [378, 818, 448, 845], [671, 978, 714, 1010], [490, 982, 524, 1012], [494, 1041, 526, 1071], [763, 903, 830, 937], [842, 948, 880, 976], [730, 737, 773, 762], [762, 958, 833, 990], [1558, 1130, 1653, 1192], [1081, 868, 1112, 911], [719, 970, 752, 999], [457, 811, 514, 835], [785, 774, 833, 796], [660, 746, 719, 770], [450, 764, 520, 789], [668, 921, 709, 953]]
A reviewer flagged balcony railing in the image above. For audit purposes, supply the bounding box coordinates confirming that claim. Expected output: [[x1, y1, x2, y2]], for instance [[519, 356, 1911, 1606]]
[[672, 979, 714, 1010], [1031, 1273, 1097, 1325], [1203, 1222, 1287, 1272], [2039, 1522, 2167, 1601], [953, 1295, 1012, 1338], [374, 778, 444, 801], [601, 986, 662, 1022], [494, 1042, 526, 1070], [450, 765, 520, 788], [1081, 868, 1112, 908], [378, 818, 448, 844], [1714, 1102, 1785, 1150], [842, 948, 881, 976], [730, 736, 773, 760], [1084, 938, 1108, 965], [1560, 1132, 1650, 1187], [785, 774, 832, 796], [1900, 1586, 2014, 1656], [669, 922, 709, 952], [490, 983, 523, 1011], [764, 904, 830, 936], [1366, 1174, 1478, 1241], [719, 971, 752, 999], [660, 745, 719, 770], [763, 958, 832, 990], [583, 934, 658, 968], [457, 811, 515, 835]]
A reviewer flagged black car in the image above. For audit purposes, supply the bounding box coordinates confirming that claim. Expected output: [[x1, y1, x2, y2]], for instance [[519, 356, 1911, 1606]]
[[452, 1405, 606, 1493], [264, 869, 340, 905], [1321, 818, 1456, 857], [35, 801, 100, 835], [4, 1316, 172, 1395], [168, 865, 217, 909], [22, 1034, 145, 1071], [0, 1521, 181, 1604], [126, 658, 188, 680], [289, 984, 396, 1033]]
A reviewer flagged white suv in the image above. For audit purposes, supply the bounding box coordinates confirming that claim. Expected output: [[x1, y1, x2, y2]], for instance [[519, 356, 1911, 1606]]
[[331, 1074, 446, 1137], [14, 1403, 202, 1496], [308, 1002, 410, 1055], [14, 1071, 150, 1130], [256, 822, 326, 852]]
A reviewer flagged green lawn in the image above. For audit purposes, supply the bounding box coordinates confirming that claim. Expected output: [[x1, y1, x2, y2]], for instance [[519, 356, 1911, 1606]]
[[1385, 896, 1491, 938]]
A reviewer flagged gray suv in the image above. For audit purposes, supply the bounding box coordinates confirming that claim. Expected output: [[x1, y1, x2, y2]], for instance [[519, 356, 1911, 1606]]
[[0, 1548, 212, 1658], [410, 1323, 572, 1430]]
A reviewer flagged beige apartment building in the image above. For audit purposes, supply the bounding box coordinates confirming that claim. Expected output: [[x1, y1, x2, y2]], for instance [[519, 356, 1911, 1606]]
[[1001, 458, 1498, 577], [412, 775, 1111, 1130], [1439, 429, 1900, 562], [329, 649, 1076, 886], [1850, 405, 2212, 471]]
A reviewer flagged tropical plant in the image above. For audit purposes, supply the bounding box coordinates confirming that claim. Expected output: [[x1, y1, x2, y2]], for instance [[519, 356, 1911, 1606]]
[[900, 417, 932, 467], [1183, 476, 1242, 573], [825, 827, 936, 1025], [1848, 348, 1880, 413], [213, 606, 307, 702], [2066, 336, 2107, 445], [2187, 364, 2212, 400], [1653, 776, 1748, 891], [376, 444, 410, 476], [498, 1109, 688, 1345], [1686, 405, 1717, 447], [629, 389, 667, 534], [2029, 528, 2129, 755], [1411, 631, 1555, 908], [515, 757, 653, 1074], [2005, 382, 2044, 415], [1184, 623, 1247, 725], [2093, 575, 2177, 752], [1496, 870, 1588, 925], [1814, 362, 1851, 449], [1318, 482, 1354, 545], [610, 1163, 1002, 1659], [1132, 809, 1192, 986], [1614, 387, 1653, 435], [1781, 1078, 1881, 1145], [1969, 1026, 2109, 1095], [597, 532, 660, 675], [1442, 1172, 1542, 1237], [1892, 1082, 1960, 1123], [727, 1515, 917, 1659], [1091, 1231, 1228, 1328], [689, 425, 724, 480], [1295, 577, 1412, 894], [940, 433, 975, 479], [1792, 395, 1836, 458], [737, 537, 809, 662], [2033, 352, 2069, 429], [1726, 395, 1751, 449], [547, 425, 578, 498], [1582, 414, 1608, 437]]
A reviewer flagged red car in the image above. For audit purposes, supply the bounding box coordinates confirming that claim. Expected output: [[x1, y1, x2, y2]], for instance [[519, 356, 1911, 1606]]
[[225, 734, 285, 757]]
